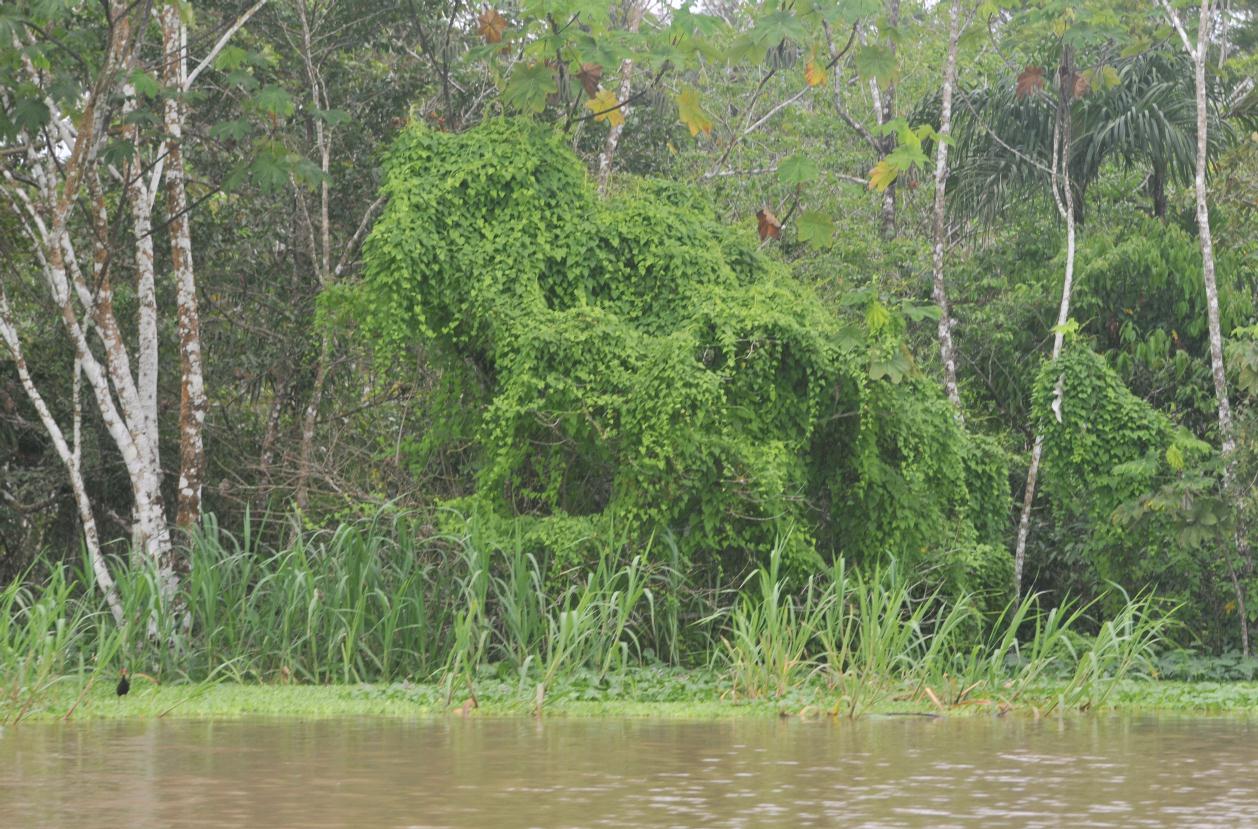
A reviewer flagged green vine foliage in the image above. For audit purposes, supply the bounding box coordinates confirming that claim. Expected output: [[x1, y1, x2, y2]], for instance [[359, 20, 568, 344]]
[[357, 119, 1008, 581], [1033, 342, 1228, 634]]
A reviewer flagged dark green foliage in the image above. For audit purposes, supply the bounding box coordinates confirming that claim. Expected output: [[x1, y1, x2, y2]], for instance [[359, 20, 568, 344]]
[[1074, 215, 1254, 431], [358, 119, 1006, 577], [952, 213, 1254, 441], [953, 543, 1015, 620], [1032, 343, 1231, 639]]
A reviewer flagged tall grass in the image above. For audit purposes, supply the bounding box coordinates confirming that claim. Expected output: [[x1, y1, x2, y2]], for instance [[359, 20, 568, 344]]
[[707, 543, 1172, 716], [0, 509, 1175, 719], [0, 567, 85, 722]]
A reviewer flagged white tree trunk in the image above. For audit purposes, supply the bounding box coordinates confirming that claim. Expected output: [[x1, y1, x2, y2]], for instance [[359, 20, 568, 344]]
[[930, 0, 963, 417], [1158, 0, 1251, 653], [0, 292, 124, 625], [121, 81, 161, 446], [5, 9, 173, 603], [596, 2, 645, 195], [878, 0, 900, 238], [162, 4, 207, 533], [1013, 52, 1078, 595], [1197, 0, 1249, 653]]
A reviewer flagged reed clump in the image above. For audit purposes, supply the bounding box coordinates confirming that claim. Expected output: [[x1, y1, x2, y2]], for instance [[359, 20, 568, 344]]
[[0, 509, 1173, 722]]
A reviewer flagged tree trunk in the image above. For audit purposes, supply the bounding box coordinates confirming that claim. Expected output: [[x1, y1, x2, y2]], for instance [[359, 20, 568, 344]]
[[257, 374, 289, 507], [1014, 48, 1078, 596], [163, 4, 207, 533], [0, 293, 124, 625], [295, 332, 331, 510], [1189, 0, 1250, 654], [596, 1, 645, 195], [1150, 162, 1168, 219], [877, 0, 900, 238], [121, 81, 161, 446], [930, 0, 963, 417]]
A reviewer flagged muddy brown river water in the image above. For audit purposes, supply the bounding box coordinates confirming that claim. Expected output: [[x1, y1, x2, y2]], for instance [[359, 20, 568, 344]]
[[1, 715, 1256, 827]]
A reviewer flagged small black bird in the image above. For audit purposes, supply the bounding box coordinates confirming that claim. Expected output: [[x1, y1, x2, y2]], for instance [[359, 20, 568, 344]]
[[116, 668, 130, 697]]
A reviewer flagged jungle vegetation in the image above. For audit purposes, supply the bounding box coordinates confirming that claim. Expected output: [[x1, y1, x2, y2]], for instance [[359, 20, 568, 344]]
[[1, 0, 1257, 704]]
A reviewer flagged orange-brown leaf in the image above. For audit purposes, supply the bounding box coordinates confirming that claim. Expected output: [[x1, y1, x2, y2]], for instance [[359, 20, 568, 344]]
[[1015, 65, 1044, 99], [477, 8, 507, 44], [578, 63, 603, 98], [804, 60, 827, 87], [756, 208, 782, 241]]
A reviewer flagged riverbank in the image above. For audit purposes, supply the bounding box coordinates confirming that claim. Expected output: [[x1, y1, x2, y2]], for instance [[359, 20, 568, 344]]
[[16, 675, 1258, 723]]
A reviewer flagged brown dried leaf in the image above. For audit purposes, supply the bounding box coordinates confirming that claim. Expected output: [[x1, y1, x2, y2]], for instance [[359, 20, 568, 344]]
[[756, 208, 782, 241], [578, 63, 603, 98], [1015, 65, 1045, 99], [1072, 71, 1090, 99], [477, 8, 507, 44]]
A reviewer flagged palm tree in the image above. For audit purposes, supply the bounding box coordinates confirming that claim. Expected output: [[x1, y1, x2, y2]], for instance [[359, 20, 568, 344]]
[[946, 50, 1234, 223]]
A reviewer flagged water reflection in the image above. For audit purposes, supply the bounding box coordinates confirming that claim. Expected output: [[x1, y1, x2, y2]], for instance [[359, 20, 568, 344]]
[[1, 715, 1255, 827]]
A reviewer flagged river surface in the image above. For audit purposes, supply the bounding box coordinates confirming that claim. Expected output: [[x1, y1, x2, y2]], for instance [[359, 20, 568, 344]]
[[2, 715, 1256, 827]]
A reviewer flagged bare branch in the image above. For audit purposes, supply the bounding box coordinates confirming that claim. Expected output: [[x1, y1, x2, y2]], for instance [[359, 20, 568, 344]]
[[185, 0, 269, 89]]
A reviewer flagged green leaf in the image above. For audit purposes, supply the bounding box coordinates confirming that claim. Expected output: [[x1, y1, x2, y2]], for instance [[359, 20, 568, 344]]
[[869, 352, 907, 383], [675, 87, 712, 136], [834, 0, 881, 22], [311, 108, 351, 127], [101, 138, 135, 167], [1052, 319, 1081, 338], [213, 45, 249, 72], [749, 10, 808, 48], [129, 70, 160, 99], [778, 155, 819, 187], [12, 98, 49, 132], [795, 210, 834, 247], [225, 70, 260, 91], [255, 85, 294, 118], [210, 119, 251, 142], [866, 300, 891, 333], [901, 302, 942, 323], [854, 44, 896, 84], [502, 62, 556, 114]]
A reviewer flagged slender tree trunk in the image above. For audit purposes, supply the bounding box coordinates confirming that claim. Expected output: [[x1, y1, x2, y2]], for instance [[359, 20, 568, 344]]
[[1150, 162, 1168, 219], [931, 0, 963, 417], [1190, 0, 1250, 653], [20, 6, 175, 599], [295, 333, 330, 510], [1014, 49, 1078, 596], [1158, 0, 1251, 652], [121, 81, 161, 444], [596, 1, 645, 195], [0, 292, 124, 625], [878, 0, 900, 238], [293, 0, 334, 512], [163, 4, 207, 533], [257, 374, 289, 509]]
